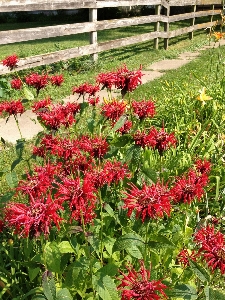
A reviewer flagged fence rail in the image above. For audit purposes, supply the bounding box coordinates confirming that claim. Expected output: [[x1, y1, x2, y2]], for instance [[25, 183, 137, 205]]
[[0, 0, 222, 74]]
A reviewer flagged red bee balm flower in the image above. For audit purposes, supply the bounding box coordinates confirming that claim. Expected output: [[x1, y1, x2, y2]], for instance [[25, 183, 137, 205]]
[[72, 83, 100, 96], [11, 78, 23, 90], [115, 64, 143, 97], [146, 127, 177, 155], [177, 248, 198, 267], [118, 260, 168, 300], [56, 176, 97, 225], [170, 169, 208, 204], [194, 225, 225, 275], [0, 100, 25, 116], [123, 182, 171, 222], [25, 72, 49, 95], [2, 54, 19, 70], [4, 194, 63, 238], [101, 100, 127, 124], [132, 99, 156, 120], [50, 74, 64, 86]]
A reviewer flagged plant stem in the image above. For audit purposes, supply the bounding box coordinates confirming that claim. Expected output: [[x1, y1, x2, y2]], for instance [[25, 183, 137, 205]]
[[14, 115, 23, 140], [144, 221, 150, 262], [98, 190, 104, 266]]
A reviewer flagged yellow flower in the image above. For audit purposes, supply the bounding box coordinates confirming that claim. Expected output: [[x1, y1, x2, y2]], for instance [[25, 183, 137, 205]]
[[196, 87, 212, 105]]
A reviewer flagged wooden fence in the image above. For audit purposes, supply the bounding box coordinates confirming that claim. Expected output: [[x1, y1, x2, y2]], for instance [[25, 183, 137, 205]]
[[0, 0, 222, 75]]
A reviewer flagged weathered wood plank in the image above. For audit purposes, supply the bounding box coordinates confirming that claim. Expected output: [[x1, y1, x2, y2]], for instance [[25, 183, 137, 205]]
[[169, 9, 221, 22], [0, 0, 161, 12], [0, 15, 163, 45], [0, 22, 95, 45], [168, 0, 221, 5], [96, 15, 162, 31], [165, 21, 215, 38]]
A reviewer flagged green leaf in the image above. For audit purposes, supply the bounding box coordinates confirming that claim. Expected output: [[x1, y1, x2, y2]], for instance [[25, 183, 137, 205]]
[[87, 118, 95, 134], [5, 171, 18, 188], [23, 86, 35, 101], [93, 274, 119, 300], [0, 191, 15, 204], [28, 267, 41, 282], [148, 235, 175, 249], [141, 167, 157, 183], [43, 242, 61, 274], [166, 284, 198, 299], [11, 158, 23, 171], [204, 287, 225, 299], [112, 115, 127, 132], [189, 260, 210, 283], [58, 241, 75, 254], [42, 274, 56, 300], [16, 138, 25, 158], [111, 135, 131, 147], [113, 233, 145, 259], [56, 288, 73, 300]]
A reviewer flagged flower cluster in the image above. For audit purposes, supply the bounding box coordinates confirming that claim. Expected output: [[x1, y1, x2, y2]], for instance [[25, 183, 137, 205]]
[[25, 72, 49, 95], [177, 248, 198, 267], [4, 194, 63, 238], [118, 260, 168, 300], [96, 64, 143, 97], [10, 78, 23, 90], [0, 99, 25, 116], [170, 163, 210, 205], [132, 99, 156, 120], [2, 54, 19, 70], [194, 225, 225, 275], [72, 83, 100, 96], [123, 182, 171, 222], [134, 127, 177, 155], [35, 102, 80, 130], [101, 99, 127, 125]]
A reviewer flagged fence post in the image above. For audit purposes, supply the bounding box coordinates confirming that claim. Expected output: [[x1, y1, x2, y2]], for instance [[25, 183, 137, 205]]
[[164, 5, 170, 50], [210, 4, 215, 25], [189, 4, 196, 40], [154, 5, 161, 49], [89, 8, 98, 61]]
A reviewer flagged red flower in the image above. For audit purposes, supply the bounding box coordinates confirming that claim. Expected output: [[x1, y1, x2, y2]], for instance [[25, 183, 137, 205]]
[[78, 135, 109, 159], [2, 54, 19, 70], [96, 72, 117, 90], [4, 194, 63, 237], [32, 97, 52, 112], [50, 74, 64, 86], [101, 160, 131, 185], [17, 162, 60, 198], [11, 78, 23, 90], [170, 169, 207, 204], [115, 64, 143, 97], [194, 225, 225, 275], [123, 182, 171, 222], [72, 83, 100, 96], [118, 260, 168, 300], [25, 72, 49, 95], [101, 100, 127, 124], [88, 96, 100, 106], [194, 159, 211, 175], [36, 103, 78, 130], [146, 127, 177, 155], [132, 99, 156, 120], [56, 176, 97, 224], [133, 130, 149, 148], [0, 99, 25, 116], [177, 248, 198, 267], [117, 120, 133, 134]]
